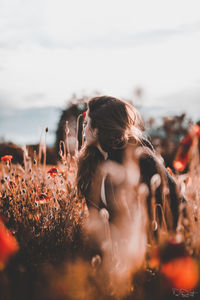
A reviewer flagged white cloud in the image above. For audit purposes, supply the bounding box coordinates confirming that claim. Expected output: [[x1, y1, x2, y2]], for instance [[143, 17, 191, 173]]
[[1, 0, 200, 48], [0, 28, 200, 111], [0, 0, 200, 115]]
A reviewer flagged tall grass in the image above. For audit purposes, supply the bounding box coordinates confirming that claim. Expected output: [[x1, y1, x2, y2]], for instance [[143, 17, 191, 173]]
[[0, 129, 200, 300]]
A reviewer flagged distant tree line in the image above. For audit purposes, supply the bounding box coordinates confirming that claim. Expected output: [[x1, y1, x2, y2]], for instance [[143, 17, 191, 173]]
[[0, 93, 197, 170]]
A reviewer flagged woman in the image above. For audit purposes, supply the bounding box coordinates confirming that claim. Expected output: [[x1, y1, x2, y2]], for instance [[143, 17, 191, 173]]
[[76, 96, 181, 233]]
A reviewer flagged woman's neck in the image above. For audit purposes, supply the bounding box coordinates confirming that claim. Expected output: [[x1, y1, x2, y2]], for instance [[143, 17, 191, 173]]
[[96, 143, 108, 160]]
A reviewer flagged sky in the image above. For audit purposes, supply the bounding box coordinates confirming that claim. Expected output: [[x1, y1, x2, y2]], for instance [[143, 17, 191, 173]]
[[0, 0, 200, 144]]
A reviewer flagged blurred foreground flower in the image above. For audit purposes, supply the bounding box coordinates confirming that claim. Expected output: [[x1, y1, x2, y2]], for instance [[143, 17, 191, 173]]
[[160, 239, 199, 290], [161, 256, 198, 290], [173, 160, 185, 172], [0, 218, 19, 269], [173, 123, 200, 172], [1, 155, 13, 162]]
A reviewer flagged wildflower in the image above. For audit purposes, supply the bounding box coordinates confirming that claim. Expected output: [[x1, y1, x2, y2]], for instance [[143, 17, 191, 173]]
[[0, 219, 19, 269], [173, 133, 192, 172], [173, 161, 185, 172], [166, 166, 174, 177], [161, 256, 198, 290], [173, 123, 200, 172], [160, 239, 199, 290], [82, 111, 87, 120], [36, 193, 50, 205], [1, 155, 13, 162], [47, 167, 59, 178]]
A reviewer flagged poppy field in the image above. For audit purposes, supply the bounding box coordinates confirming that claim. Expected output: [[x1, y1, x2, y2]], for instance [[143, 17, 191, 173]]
[[0, 126, 200, 300]]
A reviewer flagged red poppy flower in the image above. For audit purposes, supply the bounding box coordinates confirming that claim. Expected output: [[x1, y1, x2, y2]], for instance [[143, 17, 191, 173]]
[[47, 167, 59, 178], [82, 111, 87, 121], [0, 220, 19, 268], [35, 193, 50, 205], [173, 160, 185, 172], [1, 155, 13, 162], [166, 167, 174, 177], [173, 124, 200, 172], [173, 134, 193, 172], [161, 256, 198, 290], [159, 239, 199, 290]]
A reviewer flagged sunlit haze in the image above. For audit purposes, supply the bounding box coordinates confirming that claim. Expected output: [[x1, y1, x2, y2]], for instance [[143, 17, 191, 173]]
[[0, 0, 200, 144]]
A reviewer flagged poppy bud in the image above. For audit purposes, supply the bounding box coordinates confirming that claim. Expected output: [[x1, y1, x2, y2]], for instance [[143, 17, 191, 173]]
[[82, 111, 87, 121], [1, 155, 13, 162], [47, 167, 59, 178], [0, 220, 19, 268]]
